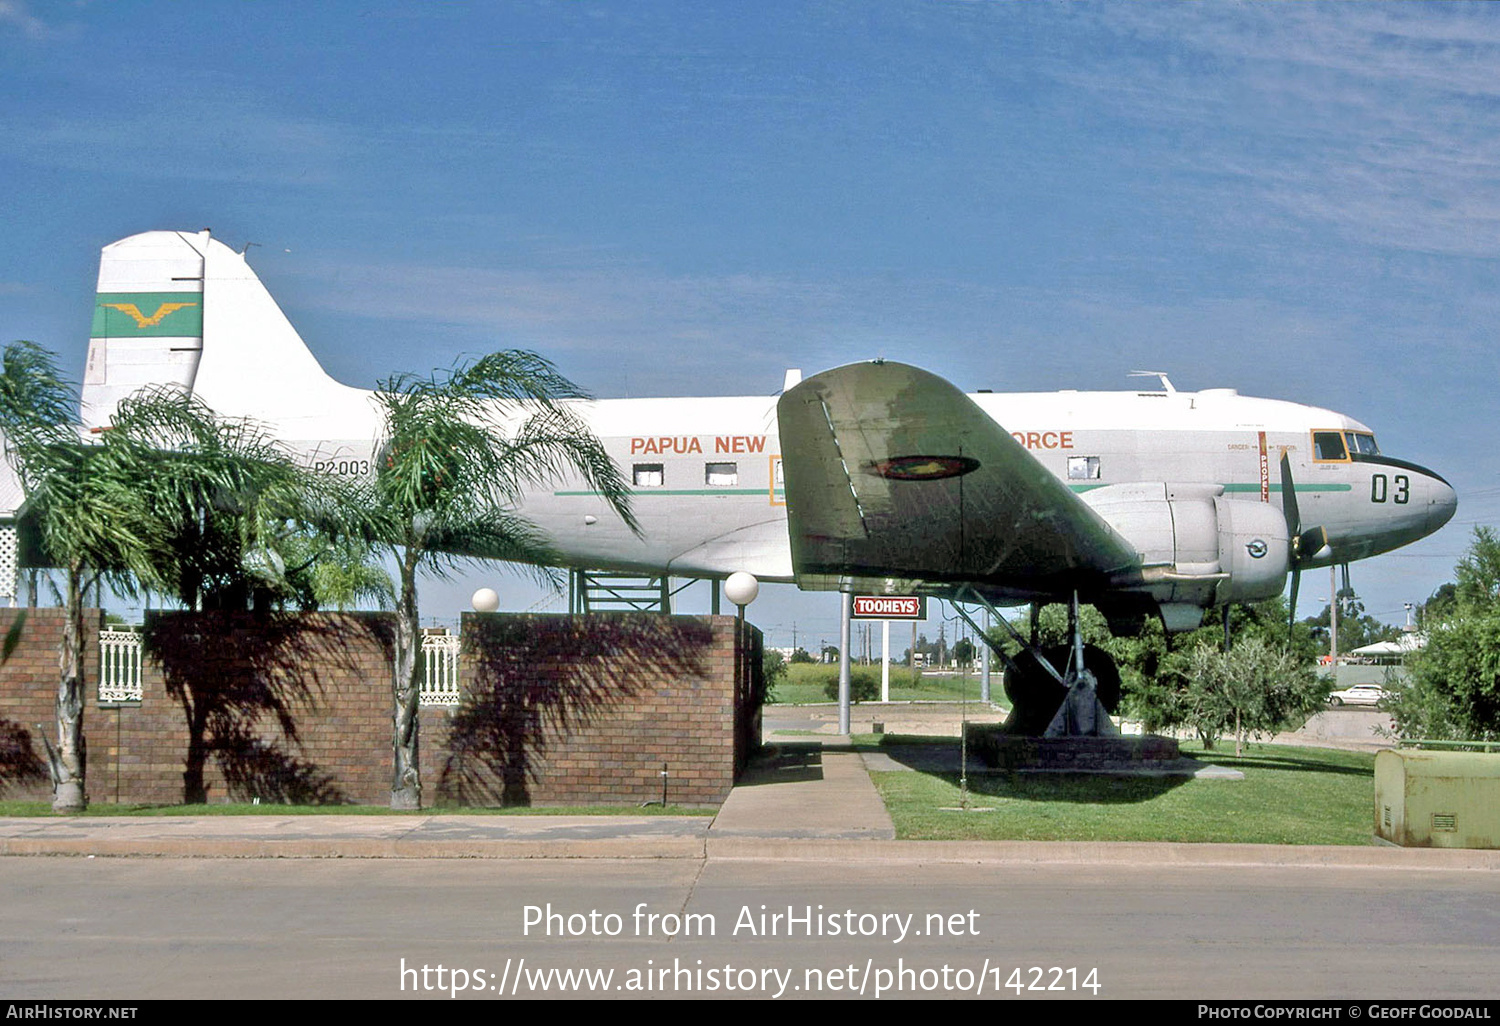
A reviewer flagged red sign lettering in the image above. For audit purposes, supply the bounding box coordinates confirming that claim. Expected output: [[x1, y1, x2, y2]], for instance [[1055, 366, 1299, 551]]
[[1009, 430, 1074, 450], [851, 595, 926, 620], [630, 436, 704, 455], [715, 435, 767, 454]]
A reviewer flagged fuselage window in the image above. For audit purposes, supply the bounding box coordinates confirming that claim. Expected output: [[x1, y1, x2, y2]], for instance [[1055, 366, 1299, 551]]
[[633, 463, 664, 487], [1312, 431, 1348, 462], [1067, 456, 1101, 480], [706, 462, 738, 487], [1344, 431, 1379, 456]]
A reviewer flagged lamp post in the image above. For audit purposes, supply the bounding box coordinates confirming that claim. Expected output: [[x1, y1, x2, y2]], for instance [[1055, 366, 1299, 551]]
[[724, 572, 759, 621], [724, 572, 760, 725]]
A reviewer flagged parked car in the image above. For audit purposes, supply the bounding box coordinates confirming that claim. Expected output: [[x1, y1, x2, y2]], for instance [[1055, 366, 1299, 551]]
[[1328, 683, 1387, 706]]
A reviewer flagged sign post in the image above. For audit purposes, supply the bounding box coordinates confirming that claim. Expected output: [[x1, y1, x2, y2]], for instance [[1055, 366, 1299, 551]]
[[838, 591, 852, 736], [881, 620, 890, 702], [850, 595, 927, 706]]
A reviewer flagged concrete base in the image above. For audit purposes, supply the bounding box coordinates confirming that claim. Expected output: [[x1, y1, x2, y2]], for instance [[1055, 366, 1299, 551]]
[[965, 726, 1183, 773]]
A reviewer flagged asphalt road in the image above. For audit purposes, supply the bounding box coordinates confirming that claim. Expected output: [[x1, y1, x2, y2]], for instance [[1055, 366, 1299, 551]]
[[3, 855, 1497, 1000]]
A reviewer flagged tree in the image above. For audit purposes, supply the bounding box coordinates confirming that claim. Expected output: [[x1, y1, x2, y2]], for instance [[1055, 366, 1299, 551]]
[[1181, 637, 1326, 754], [1105, 598, 1324, 739], [367, 351, 635, 809], [951, 637, 976, 671], [1005, 603, 1113, 651], [1421, 583, 1458, 627], [101, 387, 356, 613], [280, 530, 394, 612], [762, 648, 787, 704], [821, 667, 878, 702], [1455, 526, 1500, 609], [1302, 595, 1399, 655], [1387, 527, 1500, 742], [0, 343, 150, 812], [0, 342, 372, 811]]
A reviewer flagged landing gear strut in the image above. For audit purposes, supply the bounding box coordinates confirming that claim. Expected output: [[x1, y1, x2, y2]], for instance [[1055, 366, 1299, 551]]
[[954, 588, 1120, 738]]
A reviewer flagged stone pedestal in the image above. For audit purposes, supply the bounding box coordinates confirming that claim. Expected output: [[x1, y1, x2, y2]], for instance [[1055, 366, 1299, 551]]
[[965, 725, 1181, 772]]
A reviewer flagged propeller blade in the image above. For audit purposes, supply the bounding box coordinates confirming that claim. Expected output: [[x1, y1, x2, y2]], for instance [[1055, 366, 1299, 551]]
[[1281, 453, 1333, 568], [1280, 452, 1301, 539], [1288, 566, 1301, 641]]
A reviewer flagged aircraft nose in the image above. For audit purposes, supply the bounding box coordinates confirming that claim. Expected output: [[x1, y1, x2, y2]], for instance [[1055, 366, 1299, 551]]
[[1426, 475, 1458, 534]]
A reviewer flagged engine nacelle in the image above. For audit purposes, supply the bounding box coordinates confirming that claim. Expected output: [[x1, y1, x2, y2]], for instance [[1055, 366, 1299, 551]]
[[1082, 482, 1290, 616]]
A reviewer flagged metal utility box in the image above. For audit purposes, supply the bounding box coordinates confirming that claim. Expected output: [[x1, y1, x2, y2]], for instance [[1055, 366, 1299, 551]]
[[1374, 748, 1500, 848]]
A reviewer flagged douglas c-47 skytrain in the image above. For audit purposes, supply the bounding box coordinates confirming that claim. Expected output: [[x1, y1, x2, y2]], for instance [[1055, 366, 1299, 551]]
[[78, 230, 1457, 735]]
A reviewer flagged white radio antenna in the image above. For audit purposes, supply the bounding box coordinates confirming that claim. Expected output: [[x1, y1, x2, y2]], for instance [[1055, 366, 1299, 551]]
[[1128, 370, 1176, 394]]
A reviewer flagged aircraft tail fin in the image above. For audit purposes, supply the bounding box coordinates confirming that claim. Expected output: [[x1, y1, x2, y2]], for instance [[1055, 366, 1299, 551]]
[[82, 230, 369, 432]]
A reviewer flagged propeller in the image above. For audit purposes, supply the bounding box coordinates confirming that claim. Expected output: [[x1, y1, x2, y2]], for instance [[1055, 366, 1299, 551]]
[[1281, 452, 1330, 638]]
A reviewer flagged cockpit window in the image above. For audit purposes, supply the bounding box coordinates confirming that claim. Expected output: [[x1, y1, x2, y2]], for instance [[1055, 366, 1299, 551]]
[[1312, 431, 1348, 462], [1344, 431, 1379, 456]]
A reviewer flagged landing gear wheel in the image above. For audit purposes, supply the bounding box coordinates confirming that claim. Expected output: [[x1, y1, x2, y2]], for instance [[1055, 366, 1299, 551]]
[[1002, 645, 1121, 735], [1002, 648, 1068, 735], [1081, 645, 1122, 714]]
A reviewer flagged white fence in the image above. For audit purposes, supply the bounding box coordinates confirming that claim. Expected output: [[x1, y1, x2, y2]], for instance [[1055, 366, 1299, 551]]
[[93, 626, 462, 707], [98, 629, 143, 704], [420, 632, 462, 707]]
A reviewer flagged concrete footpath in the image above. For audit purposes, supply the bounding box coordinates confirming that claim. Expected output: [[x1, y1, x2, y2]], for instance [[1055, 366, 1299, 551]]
[[0, 737, 1496, 870]]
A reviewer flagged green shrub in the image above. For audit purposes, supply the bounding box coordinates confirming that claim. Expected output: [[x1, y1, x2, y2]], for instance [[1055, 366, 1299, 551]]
[[762, 648, 787, 705], [822, 666, 880, 703]]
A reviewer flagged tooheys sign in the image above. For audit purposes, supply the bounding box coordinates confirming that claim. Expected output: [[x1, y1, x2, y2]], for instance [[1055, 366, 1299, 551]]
[[850, 595, 927, 620]]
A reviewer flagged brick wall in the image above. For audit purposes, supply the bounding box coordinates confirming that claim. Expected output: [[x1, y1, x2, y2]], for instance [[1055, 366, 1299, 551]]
[[0, 609, 761, 808], [0, 608, 102, 802], [430, 613, 762, 807], [128, 611, 397, 805]]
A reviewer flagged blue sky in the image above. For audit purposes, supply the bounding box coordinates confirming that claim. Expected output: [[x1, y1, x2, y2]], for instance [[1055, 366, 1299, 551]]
[[1, 2, 1496, 646]]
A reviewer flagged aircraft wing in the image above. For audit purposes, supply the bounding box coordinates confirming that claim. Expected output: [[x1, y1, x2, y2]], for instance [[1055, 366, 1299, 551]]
[[776, 361, 1140, 597]]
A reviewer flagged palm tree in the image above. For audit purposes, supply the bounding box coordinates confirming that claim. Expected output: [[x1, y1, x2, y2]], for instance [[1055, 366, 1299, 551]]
[[102, 386, 357, 614], [368, 351, 636, 809], [0, 345, 362, 811], [0, 342, 149, 812]]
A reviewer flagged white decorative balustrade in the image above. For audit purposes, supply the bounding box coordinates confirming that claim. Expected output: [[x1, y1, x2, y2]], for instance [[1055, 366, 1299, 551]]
[[420, 632, 462, 706], [98, 629, 143, 704], [94, 625, 464, 707]]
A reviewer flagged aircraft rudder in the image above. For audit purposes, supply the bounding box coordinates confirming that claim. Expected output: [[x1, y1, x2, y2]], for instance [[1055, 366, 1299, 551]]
[[81, 230, 209, 429], [82, 229, 353, 429]]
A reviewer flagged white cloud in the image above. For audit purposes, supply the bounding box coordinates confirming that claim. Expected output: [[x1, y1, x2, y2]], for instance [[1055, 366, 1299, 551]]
[[0, 1, 50, 40], [1049, 6, 1500, 260], [0, 105, 354, 186]]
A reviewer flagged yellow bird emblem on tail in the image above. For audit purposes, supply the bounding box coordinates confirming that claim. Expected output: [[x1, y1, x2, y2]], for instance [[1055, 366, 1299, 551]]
[[101, 301, 198, 328]]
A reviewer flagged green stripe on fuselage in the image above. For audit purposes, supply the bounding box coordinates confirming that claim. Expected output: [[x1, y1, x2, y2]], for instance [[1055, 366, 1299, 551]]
[[555, 483, 1353, 497], [92, 292, 203, 337], [1068, 482, 1351, 494], [555, 488, 782, 497], [1221, 482, 1353, 493]]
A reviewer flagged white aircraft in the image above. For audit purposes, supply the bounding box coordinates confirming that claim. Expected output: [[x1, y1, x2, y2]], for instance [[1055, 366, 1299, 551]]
[[80, 229, 1457, 734]]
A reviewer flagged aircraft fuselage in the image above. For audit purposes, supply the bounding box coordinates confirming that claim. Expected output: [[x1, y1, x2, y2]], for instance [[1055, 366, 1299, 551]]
[[78, 230, 1457, 618], [280, 383, 1455, 591]]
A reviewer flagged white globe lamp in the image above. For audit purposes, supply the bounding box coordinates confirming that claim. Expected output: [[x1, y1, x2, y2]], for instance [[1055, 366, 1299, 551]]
[[471, 587, 500, 613], [724, 572, 759, 617]]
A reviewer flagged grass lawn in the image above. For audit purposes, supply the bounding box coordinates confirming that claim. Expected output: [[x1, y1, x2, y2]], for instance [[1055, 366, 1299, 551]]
[[772, 664, 992, 705], [865, 742, 1377, 845], [0, 801, 715, 817]]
